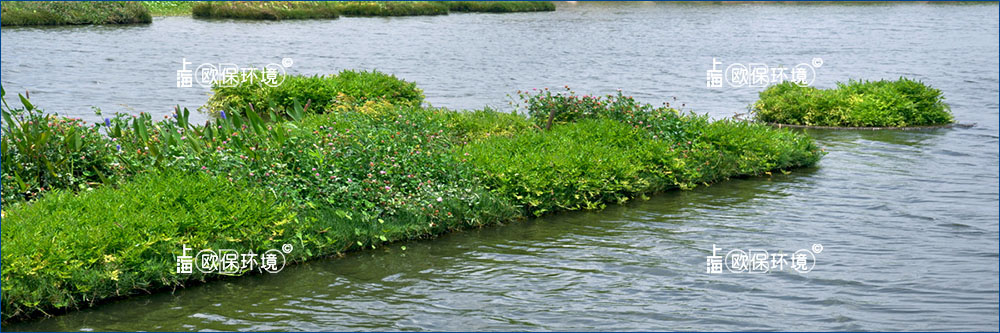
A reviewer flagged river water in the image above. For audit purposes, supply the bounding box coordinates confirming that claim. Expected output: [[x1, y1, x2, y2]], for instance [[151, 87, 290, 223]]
[[2, 2, 998, 331]]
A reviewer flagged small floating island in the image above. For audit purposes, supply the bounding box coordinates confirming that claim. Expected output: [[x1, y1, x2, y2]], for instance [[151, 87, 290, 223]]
[[752, 78, 962, 130], [0, 71, 822, 323]]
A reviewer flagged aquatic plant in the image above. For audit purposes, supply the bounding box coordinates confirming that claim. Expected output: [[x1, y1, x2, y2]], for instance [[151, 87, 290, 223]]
[[142, 1, 200, 16], [204, 69, 425, 116], [0, 1, 151, 26], [332, 1, 449, 16], [192, 1, 339, 20], [0, 89, 125, 203], [191, 1, 452, 20], [0, 79, 823, 323], [752, 78, 954, 127], [469, 87, 824, 216], [441, 1, 555, 13]]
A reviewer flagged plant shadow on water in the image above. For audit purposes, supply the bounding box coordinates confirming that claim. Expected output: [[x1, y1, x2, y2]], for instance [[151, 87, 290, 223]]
[[2, 170, 816, 332]]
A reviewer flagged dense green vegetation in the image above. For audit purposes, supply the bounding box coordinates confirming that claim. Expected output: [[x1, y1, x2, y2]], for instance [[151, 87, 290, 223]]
[[0, 1, 151, 26], [142, 1, 201, 16], [192, 1, 340, 20], [2, 1, 557, 25], [752, 78, 954, 127], [332, 1, 449, 16], [189, 1, 555, 19], [204, 70, 425, 116], [191, 1, 457, 20], [1, 74, 823, 322], [440, 1, 555, 13]]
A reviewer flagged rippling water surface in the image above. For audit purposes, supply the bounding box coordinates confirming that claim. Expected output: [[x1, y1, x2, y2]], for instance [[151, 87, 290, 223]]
[[2, 2, 998, 331]]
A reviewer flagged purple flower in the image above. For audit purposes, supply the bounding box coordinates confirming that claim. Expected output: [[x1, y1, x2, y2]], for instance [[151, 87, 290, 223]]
[[220, 110, 227, 119], [116, 144, 121, 152], [104, 118, 111, 127]]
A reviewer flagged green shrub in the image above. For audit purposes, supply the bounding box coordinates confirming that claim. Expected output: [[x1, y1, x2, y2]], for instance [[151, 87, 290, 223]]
[[192, 1, 339, 20], [441, 1, 555, 13], [752, 78, 954, 127], [204, 70, 425, 116], [0, 1, 151, 26]]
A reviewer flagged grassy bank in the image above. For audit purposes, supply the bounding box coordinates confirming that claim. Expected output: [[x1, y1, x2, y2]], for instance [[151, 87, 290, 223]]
[[142, 1, 199, 16], [0, 1, 151, 26], [1, 75, 823, 323], [440, 1, 555, 13], [191, 1, 453, 20], [192, 1, 339, 20], [190, 1, 553, 19], [752, 78, 954, 127], [332, 1, 449, 16]]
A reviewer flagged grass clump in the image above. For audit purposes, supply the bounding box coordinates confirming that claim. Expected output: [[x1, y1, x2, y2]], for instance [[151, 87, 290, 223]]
[[0, 1, 151, 26], [192, 1, 339, 20], [441, 1, 555, 13], [331, 1, 449, 16], [204, 69, 424, 116], [142, 1, 200, 16], [752, 78, 954, 127], [191, 1, 452, 20]]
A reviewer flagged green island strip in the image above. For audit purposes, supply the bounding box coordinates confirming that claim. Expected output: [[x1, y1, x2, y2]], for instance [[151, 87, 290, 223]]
[[0, 72, 823, 322], [752, 78, 954, 128], [1, 1, 558, 25], [0, 1, 151, 26], [440, 1, 555, 13], [191, 1, 343, 20]]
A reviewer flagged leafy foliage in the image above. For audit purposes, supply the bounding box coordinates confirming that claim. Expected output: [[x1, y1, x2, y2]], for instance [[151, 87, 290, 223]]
[[1, 89, 127, 203], [204, 70, 425, 117], [752, 78, 954, 127]]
